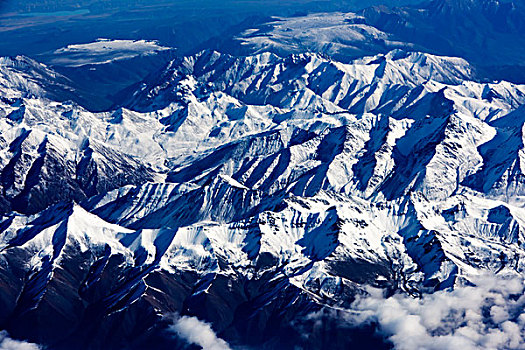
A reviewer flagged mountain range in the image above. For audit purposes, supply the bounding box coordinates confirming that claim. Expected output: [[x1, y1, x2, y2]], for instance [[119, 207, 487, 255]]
[[1, 0, 525, 349], [1, 44, 525, 348]]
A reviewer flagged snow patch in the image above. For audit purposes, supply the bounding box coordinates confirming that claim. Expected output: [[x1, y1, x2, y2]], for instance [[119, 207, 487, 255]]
[[50, 39, 171, 67]]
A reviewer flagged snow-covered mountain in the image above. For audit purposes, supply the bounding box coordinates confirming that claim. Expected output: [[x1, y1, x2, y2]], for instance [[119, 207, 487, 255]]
[[229, 0, 525, 84], [2, 46, 525, 349]]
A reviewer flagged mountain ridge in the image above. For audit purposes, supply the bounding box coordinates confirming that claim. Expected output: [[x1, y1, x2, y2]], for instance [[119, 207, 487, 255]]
[[1, 48, 525, 348]]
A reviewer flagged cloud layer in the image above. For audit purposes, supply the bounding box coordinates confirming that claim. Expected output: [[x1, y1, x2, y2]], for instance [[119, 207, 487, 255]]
[[0, 332, 40, 350], [348, 274, 525, 350], [169, 314, 231, 350]]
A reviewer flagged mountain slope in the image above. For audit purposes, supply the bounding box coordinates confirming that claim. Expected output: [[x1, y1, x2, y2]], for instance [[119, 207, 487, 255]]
[[229, 0, 525, 83], [1, 48, 525, 349]]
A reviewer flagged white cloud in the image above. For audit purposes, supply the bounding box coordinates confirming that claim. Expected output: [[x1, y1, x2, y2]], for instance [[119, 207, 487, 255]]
[[347, 273, 525, 350], [169, 314, 231, 350], [0, 332, 40, 350]]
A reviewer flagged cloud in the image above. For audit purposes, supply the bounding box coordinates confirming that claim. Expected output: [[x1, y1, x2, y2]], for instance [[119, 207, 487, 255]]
[[346, 273, 525, 350], [169, 314, 231, 350], [0, 331, 41, 350]]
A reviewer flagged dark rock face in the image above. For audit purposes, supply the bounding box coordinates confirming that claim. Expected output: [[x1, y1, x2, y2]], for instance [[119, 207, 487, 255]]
[[0, 242, 391, 349], [0, 135, 154, 215]]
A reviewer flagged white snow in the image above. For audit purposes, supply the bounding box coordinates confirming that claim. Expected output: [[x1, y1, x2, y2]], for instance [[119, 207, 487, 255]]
[[2, 47, 525, 309], [49, 39, 171, 67]]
